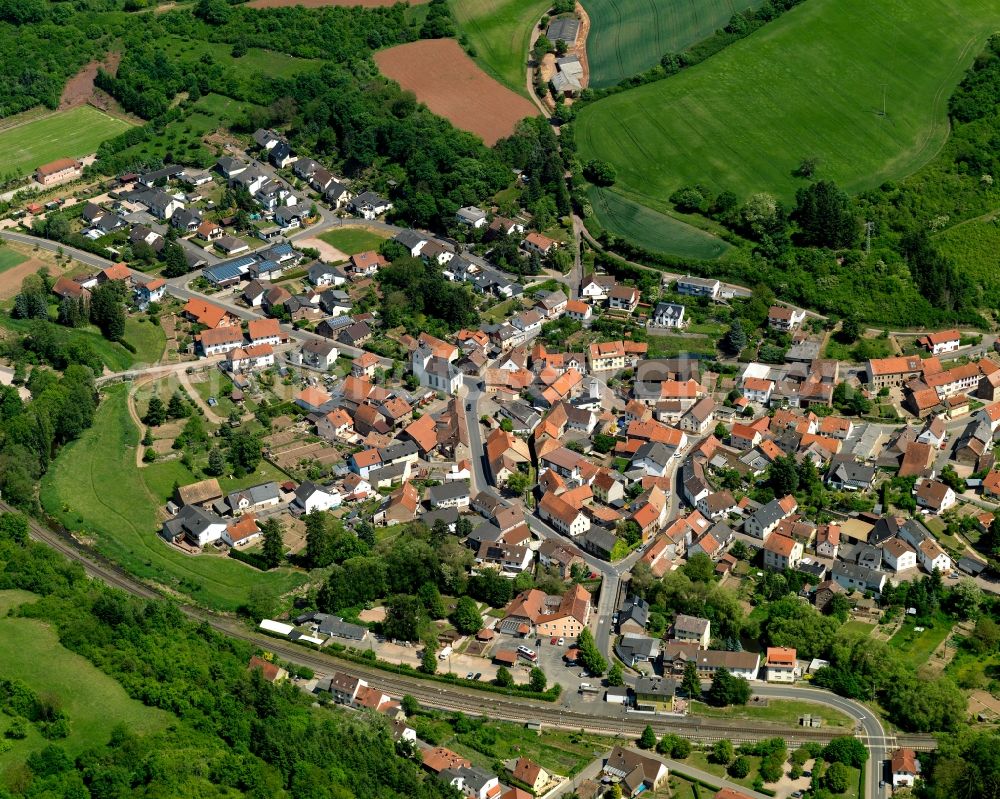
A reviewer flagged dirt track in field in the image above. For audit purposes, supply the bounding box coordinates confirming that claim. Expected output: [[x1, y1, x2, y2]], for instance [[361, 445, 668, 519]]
[[248, 0, 423, 8], [60, 53, 121, 109], [375, 39, 537, 146]]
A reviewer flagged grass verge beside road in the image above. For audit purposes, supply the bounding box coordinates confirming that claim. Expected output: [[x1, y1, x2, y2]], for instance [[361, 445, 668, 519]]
[[40, 385, 306, 612], [691, 698, 853, 728]]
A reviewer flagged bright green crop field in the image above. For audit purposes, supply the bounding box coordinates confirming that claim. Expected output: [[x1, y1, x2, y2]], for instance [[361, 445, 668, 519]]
[[588, 185, 732, 259], [452, 0, 552, 93], [585, 0, 765, 88], [576, 0, 1000, 206]]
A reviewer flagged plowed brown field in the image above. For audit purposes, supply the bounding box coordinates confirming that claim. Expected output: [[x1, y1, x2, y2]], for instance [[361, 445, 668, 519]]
[[375, 38, 536, 146]]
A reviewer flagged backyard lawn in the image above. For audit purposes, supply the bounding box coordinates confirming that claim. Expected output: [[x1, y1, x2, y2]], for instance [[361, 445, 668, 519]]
[[39, 385, 306, 611], [446, 721, 616, 777], [840, 620, 876, 638], [889, 612, 955, 668], [0, 590, 169, 770], [319, 227, 388, 255]]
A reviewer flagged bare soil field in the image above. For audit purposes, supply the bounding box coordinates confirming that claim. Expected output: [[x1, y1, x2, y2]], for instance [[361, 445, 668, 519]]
[[248, 0, 421, 7], [295, 236, 347, 264], [60, 53, 122, 109], [375, 39, 536, 146], [0, 244, 82, 301]]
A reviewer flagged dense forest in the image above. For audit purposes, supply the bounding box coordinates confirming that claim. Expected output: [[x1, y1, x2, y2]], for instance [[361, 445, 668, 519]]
[[0, 517, 456, 799]]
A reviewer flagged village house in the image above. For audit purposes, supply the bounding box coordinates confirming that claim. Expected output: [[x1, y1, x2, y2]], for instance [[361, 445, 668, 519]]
[[768, 305, 806, 331], [763, 533, 803, 571], [675, 275, 721, 298], [917, 329, 961, 355], [602, 747, 668, 797], [765, 646, 797, 683], [670, 614, 710, 649], [891, 748, 920, 788]]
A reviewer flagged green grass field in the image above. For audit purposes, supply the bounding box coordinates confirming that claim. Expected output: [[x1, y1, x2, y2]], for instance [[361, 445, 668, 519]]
[[0, 247, 28, 274], [585, 0, 765, 88], [587, 186, 731, 260], [160, 36, 324, 80], [0, 316, 163, 371], [576, 0, 1000, 205], [318, 227, 388, 255], [40, 385, 306, 612], [0, 590, 168, 769], [935, 215, 1000, 308], [451, 0, 552, 93], [125, 316, 167, 366], [0, 106, 133, 178], [647, 333, 717, 358], [840, 620, 876, 639]]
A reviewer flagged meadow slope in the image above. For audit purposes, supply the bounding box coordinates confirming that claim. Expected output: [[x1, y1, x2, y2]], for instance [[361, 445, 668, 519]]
[[452, 0, 553, 93], [584, 0, 765, 88], [576, 0, 1000, 207]]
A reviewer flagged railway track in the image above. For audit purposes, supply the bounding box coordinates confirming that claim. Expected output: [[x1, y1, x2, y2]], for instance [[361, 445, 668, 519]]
[[8, 502, 938, 751]]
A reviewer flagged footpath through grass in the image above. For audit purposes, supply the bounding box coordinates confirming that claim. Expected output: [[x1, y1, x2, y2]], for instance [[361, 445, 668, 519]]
[[585, 0, 766, 88], [0, 106, 133, 177], [0, 590, 169, 769], [576, 0, 1000, 203], [451, 0, 552, 93], [587, 185, 731, 260], [40, 385, 306, 612]]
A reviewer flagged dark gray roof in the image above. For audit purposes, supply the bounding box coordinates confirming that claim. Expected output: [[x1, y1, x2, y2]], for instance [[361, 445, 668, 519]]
[[546, 16, 580, 42], [378, 440, 418, 462], [394, 229, 428, 250], [428, 482, 470, 503], [618, 595, 649, 628], [748, 497, 788, 531]]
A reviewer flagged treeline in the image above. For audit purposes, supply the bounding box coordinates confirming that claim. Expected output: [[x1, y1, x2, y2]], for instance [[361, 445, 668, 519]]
[[0, 358, 97, 507], [0, 518, 456, 799]]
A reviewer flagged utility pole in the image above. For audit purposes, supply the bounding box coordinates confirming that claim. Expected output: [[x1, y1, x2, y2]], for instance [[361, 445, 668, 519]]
[[865, 221, 873, 256]]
